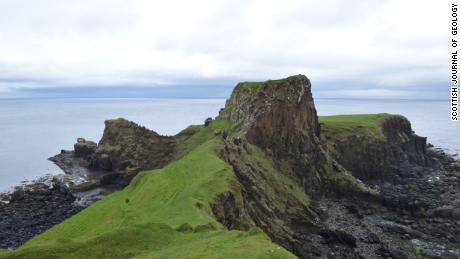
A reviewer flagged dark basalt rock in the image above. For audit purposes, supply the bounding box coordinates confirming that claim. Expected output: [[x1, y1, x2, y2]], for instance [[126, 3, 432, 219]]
[[318, 228, 357, 247], [94, 119, 176, 181], [322, 115, 429, 181], [50, 118, 177, 187], [210, 192, 253, 231], [215, 75, 460, 258], [0, 178, 83, 248], [73, 138, 97, 158], [204, 117, 212, 127], [219, 75, 367, 196], [243, 75, 320, 158]]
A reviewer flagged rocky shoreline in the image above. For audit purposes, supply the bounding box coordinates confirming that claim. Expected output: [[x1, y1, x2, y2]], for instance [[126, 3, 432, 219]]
[[306, 147, 460, 258], [0, 178, 83, 249], [2, 75, 460, 258], [0, 145, 119, 249]]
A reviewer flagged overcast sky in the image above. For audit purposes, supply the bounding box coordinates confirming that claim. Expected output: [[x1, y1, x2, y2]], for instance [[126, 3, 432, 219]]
[[0, 0, 449, 99]]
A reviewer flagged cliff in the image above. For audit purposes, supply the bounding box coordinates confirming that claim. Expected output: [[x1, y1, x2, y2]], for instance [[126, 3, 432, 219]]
[[320, 114, 428, 180], [5, 75, 460, 259]]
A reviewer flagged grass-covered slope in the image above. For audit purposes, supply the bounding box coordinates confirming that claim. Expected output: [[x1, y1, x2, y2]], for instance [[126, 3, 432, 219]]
[[319, 113, 392, 140], [1, 121, 295, 259]]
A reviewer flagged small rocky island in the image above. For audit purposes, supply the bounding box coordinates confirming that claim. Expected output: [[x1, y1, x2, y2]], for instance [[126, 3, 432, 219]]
[[1, 75, 460, 258]]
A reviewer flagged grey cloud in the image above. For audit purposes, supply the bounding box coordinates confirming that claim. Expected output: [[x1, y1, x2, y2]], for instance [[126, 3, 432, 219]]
[[0, 0, 448, 98]]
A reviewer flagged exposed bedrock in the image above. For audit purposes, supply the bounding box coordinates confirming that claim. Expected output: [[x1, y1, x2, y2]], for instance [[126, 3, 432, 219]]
[[92, 119, 176, 185], [218, 75, 370, 196], [51, 119, 176, 187], [322, 115, 428, 181]]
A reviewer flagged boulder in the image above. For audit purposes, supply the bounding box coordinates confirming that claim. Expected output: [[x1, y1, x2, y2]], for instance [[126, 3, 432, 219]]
[[204, 117, 212, 127]]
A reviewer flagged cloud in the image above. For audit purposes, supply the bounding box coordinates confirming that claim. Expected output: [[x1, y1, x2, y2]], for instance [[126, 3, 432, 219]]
[[0, 0, 449, 98]]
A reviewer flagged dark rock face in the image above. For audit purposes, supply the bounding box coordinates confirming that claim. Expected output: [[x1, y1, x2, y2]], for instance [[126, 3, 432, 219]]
[[51, 119, 177, 187], [380, 115, 427, 165], [219, 75, 359, 195], [73, 138, 97, 158], [0, 179, 83, 248], [244, 75, 320, 158], [323, 115, 428, 181], [92, 119, 176, 184], [210, 192, 253, 231], [219, 75, 320, 158], [221, 142, 321, 257]]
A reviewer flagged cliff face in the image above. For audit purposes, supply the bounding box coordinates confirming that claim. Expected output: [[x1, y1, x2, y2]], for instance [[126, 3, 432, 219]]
[[219, 75, 365, 194], [216, 76, 377, 258], [321, 114, 428, 180], [381, 115, 427, 165], [219, 76, 319, 157], [243, 76, 320, 158]]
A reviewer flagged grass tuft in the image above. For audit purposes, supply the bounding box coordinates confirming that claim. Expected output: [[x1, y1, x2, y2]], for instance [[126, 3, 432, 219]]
[[319, 113, 392, 140]]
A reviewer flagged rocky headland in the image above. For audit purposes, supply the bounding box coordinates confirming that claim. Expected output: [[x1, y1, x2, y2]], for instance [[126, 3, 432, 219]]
[[1, 75, 460, 258]]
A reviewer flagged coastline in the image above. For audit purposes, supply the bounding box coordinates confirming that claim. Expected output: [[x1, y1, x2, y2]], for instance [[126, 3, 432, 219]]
[[1, 77, 459, 257]]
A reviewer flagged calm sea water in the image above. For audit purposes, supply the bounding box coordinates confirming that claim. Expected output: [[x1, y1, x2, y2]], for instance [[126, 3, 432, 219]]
[[0, 98, 458, 190]]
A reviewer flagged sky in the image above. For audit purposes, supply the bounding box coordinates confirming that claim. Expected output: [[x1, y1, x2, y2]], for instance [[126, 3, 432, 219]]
[[0, 0, 450, 99]]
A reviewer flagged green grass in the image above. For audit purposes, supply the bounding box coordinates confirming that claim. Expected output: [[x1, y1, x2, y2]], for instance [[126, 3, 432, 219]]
[[319, 113, 392, 140], [3, 225, 292, 259], [2, 126, 295, 259], [234, 82, 263, 92], [175, 120, 233, 158]]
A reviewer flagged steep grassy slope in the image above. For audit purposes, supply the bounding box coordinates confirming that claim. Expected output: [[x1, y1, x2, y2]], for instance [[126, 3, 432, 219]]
[[1, 122, 295, 259]]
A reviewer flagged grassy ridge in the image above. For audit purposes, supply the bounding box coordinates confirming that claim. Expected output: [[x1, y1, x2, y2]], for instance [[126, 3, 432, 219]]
[[1, 122, 295, 259], [1, 114, 396, 258], [234, 82, 263, 92], [319, 113, 391, 139]]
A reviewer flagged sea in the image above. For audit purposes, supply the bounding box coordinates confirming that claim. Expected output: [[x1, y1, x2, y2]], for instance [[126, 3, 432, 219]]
[[0, 98, 458, 191]]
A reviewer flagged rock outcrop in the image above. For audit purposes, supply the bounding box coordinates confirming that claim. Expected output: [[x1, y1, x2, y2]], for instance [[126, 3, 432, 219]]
[[92, 119, 176, 185], [50, 119, 177, 187], [321, 114, 428, 181], [219, 75, 367, 195], [218, 76, 320, 154], [73, 138, 97, 158]]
